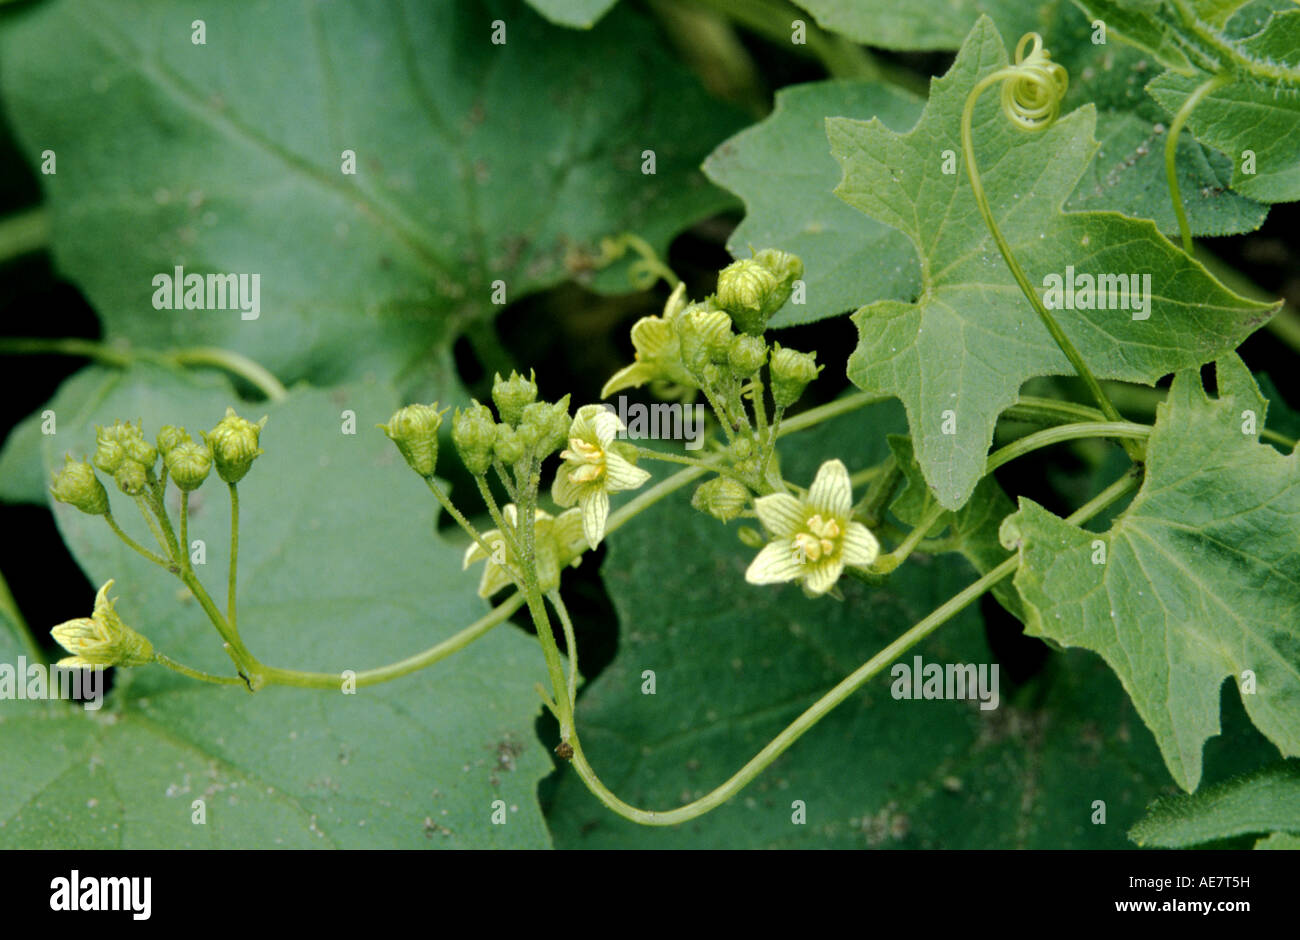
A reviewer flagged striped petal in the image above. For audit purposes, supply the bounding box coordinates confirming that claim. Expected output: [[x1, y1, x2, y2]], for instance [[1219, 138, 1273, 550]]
[[580, 489, 610, 548], [803, 559, 844, 595], [552, 464, 580, 507], [604, 452, 651, 492], [840, 522, 880, 568], [753, 493, 805, 538], [808, 459, 852, 518], [745, 540, 804, 585]]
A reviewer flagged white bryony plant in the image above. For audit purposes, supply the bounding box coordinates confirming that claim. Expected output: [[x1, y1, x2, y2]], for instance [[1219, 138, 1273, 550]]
[[463, 503, 586, 598]]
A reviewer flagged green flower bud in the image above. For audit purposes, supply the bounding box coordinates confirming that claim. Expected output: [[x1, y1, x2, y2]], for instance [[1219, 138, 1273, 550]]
[[125, 437, 158, 468], [165, 441, 212, 492], [518, 395, 571, 458], [691, 476, 750, 522], [50, 579, 154, 668], [716, 258, 781, 335], [770, 344, 822, 408], [378, 403, 446, 479], [50, 456, 110, 516], [114, 461, 148, 496], [97, 420, 156, 470], [752, 249, 803, 294], [729, 436, 755, 461], [727, 334, 767, 376], [156, 425, 191, 457], [491, 370, 539, 427], [92, 440, 126, 476], [203, 408, 268, 484], [493, 425, 527, 466], [737, 526, 767, 549], [452, 401, 499, 475], [679, 306, 734, 375]]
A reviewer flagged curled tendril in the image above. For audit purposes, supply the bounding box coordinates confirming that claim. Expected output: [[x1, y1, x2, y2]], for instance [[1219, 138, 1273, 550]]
[[999, 33, 1069, 130], [960, 32, 1132, 438]]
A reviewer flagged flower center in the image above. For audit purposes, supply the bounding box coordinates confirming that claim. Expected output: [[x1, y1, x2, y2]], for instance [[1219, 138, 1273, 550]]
[[562, 437, 606, 484], [794, 514, 840, 562]]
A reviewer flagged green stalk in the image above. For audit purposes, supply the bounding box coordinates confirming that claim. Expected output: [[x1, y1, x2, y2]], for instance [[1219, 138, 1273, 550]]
[[1164, 72, 1232, 254], [566, 468, 1141, 825]]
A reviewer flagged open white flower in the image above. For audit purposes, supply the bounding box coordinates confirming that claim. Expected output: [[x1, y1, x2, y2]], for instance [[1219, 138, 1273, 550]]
[[552, 405, 651, 548], [745, 459, 879, 595], [463, 505, 586, 598]]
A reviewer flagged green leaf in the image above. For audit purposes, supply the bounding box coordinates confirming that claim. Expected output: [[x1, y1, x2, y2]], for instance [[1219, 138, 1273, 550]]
[[790, 0, 1044, 51], [1148, 60, 1300, 203], [886, 435, 1024, 622], [1000, 355, 1300, 791], [523, 0, 619, 28], [0, 364, 553, 848], [830, 16, 1273, 509], [1255, 831, 1300, 848], [1048, 6, 1268, 236], [1067, 0, 1197, 73], [0, 0, 739, 386], [703, 81, 924, 327], [544, 405, 1171, 847], [1129, 761, 1300, 847]]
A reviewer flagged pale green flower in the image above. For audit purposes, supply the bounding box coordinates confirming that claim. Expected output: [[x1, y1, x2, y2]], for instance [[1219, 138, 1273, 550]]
[[552, 405, 651, 548], [462, 504, 585, 598], [50, 580, 154, 668], [600, 282, 698, 399], [745, 459, 879, 596]]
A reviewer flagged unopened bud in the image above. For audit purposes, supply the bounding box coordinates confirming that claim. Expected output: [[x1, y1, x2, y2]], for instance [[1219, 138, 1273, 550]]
[[691, 477, 750, 522], [50, 456, 109, 516], [453, 401, 499, 475], [203, 408, 268, 484], [156, 425, 191, 457], [491, 370, 539, 427], [716, 259, 781, 335], [379, 403, 446, 478], [165, 441, 213, 492], [770, 344, 821, 408], [727, 334, 767, 376]]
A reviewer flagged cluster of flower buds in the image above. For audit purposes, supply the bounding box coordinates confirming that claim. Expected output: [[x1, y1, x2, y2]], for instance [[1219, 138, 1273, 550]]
[[51, 408, 265, 517], [449, 372, 571, 482], [91, 419, 157, 496]]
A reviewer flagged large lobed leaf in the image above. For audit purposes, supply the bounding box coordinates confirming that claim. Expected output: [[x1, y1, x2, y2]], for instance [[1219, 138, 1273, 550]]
[[0, 364, 554, 847], [830, 16, 1272, 510], [0, 0, 740, 387], [1000, 354, 1300, 791]]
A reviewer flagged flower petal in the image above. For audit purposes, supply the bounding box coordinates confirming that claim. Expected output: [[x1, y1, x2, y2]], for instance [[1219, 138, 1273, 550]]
[[840, 522, 880, 568], [589, 408, 623, 448], [581, 489, 610, 548], [808, 459, 852, 518], [745, 540, 804, 585], [804, 559, 844, 595], [552, 464, 580, 507], [603, 452, 651, 492], [630, 315, 677, 360], [601, 362, 654, 399], [753, 493, 805, 538], [551, 508, 587, 557], [478, 562, 515, 599]]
